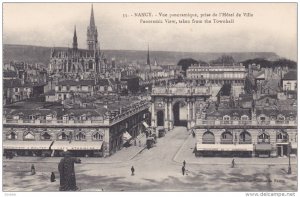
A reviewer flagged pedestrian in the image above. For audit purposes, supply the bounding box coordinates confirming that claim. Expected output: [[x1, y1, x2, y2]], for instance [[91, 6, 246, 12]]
[[192, 130, 195, 138], [31, 164, 36, 175], [139, 140, 141, 147], [182, 165, 185, 175], [131, 166, 135, 176], [50, 172, 56, 182], [231, 159, 235, 168], [183, 160, 186, 167]]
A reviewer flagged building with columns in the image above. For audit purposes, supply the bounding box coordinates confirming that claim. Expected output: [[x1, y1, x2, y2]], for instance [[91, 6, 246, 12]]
[[151, 82, 211, 130], [193, 100, 297, 157], [3, 99, 150, 157], [150, 81, 297, 158]]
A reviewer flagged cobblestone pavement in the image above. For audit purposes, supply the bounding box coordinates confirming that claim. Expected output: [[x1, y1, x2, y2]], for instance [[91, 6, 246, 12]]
[[3, 127, 298, 192]]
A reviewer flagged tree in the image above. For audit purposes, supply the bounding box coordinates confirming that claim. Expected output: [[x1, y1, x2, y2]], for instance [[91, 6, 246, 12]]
[[210, 55, 235, 64], [177, 58, 198, 76]]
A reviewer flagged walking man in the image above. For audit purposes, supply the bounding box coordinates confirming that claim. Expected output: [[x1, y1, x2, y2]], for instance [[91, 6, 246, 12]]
[[31, 164, 36, 175], [183, 160, 186, 167], [192, 130, 195, 138], [50, 172, 56, 182], [131, 166, 135, 176], [231, 158, 235, 168], [182, 165, 185, 175]]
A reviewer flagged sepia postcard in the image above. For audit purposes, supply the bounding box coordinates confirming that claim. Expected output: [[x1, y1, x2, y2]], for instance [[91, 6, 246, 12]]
[[1, 2, 298, 195]]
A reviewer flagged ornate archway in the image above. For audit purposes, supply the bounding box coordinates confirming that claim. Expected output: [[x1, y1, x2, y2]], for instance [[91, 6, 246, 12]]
[[173, 101, 187, 127]]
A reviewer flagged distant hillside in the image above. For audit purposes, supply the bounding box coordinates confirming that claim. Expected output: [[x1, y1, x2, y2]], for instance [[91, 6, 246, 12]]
[[3, 44, 280, 66]]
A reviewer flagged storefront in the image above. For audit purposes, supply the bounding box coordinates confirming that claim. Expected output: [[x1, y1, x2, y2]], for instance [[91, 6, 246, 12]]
[[3, 140, 53, 157], [195, 143, 253, 157], [276, 143, 289, 157], [291, 142, 297, 155], [50, 140, 103, 157], [254, 144, 272, 157]]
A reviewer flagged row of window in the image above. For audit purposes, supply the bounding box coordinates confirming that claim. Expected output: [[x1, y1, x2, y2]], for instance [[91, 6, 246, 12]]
[[258, 114, 295, 121], [202, 130, 295, 142], [6, 131, 104, 141]]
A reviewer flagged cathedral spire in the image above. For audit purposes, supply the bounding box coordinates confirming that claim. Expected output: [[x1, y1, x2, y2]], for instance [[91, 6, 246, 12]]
[[87, 4, 98, 51], [73, 25, 78, 50], [147, 44, 150, 65], [90, 4, 95, 27]]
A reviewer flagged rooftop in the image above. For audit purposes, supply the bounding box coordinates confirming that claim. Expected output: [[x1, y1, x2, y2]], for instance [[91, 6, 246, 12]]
[[57, 79, 95, 86], [283, 71, 297, 80], [3, 71, 18, 78]]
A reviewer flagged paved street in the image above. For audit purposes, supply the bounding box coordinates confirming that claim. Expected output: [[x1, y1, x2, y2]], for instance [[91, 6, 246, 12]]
[[3, 127, 298, 192]]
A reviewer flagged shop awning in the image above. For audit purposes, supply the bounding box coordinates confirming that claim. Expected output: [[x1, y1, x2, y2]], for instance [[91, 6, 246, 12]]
[[142, 121, 149, 128], [196, 143, 253, 151], [122, 131, 132, 142], [51, 141, 103, 150], [291, 142, 297, 149], [3, 140, 53, 150], [255, 144, 272, 151]]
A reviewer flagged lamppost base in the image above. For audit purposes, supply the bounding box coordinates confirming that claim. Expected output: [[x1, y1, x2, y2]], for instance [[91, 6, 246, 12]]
[[287, 167, 292, 174]]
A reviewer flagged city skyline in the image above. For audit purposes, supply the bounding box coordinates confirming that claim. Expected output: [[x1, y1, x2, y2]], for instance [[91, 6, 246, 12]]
[[3, 3, 297, 61]]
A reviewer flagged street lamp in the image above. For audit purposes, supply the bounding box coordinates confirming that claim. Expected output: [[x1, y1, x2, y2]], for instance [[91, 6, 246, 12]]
[[287, 142, 292, 174]]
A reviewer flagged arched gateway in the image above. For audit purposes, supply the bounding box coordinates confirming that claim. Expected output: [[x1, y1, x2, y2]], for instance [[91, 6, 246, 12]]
[[151, 82, 211, 130]]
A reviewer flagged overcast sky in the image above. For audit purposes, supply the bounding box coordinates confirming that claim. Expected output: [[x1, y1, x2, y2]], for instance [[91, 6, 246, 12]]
[[3, 3, 297, 60]]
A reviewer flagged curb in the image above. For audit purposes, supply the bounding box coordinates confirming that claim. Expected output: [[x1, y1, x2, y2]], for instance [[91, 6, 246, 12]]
[[172, 132, 192, 164], [3, 146, 147, 165], [130, 146, 147, 160]]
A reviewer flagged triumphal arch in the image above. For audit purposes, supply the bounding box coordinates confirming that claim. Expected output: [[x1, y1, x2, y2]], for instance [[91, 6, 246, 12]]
[[151, 82, 211, 130]]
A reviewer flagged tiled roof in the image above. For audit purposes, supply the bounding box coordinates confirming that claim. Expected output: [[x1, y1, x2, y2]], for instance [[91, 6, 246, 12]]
[[283, 71, 297, 80], [4, 79, 23, 88], [256, 109, 297, 117], [121, 75, 139, 80], [207, 108, 251, 117], [45, 90, 56, 96], [97, 79, 109, 86], [57, 80, 95, 86], [3, 71, 18, 78], [257, 94, 277, 101], [217, 84, 231, 96], [51, 48, 95, 57]]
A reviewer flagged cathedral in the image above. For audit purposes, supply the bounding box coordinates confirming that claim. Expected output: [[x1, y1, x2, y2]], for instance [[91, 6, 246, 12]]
[[49, 5, 107, 76]]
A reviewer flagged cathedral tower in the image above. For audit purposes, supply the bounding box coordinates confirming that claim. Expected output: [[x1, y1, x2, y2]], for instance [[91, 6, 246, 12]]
[[73, 26, 78, 50], [87, 4, 99, 51]]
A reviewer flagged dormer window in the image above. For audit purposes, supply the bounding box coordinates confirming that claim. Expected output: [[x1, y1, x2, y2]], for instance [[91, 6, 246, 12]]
[[58, 132, 68, 140], [75, 132, 86, 141], [92, 132, 103, 141], [13, 115, 20, 120], [46, 114, 53, 121], [41, 132, 51, 140], [266, 98, 269, 105], [7, 131, 17, 140], [63, 115, 69, 121], [223, 115, 231, 124], [23, 131, 35, 140]]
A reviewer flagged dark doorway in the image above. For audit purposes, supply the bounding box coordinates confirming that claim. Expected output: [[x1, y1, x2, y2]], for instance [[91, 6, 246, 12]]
[[173, 102, 187, 127], [157, 111, 164, 126]]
